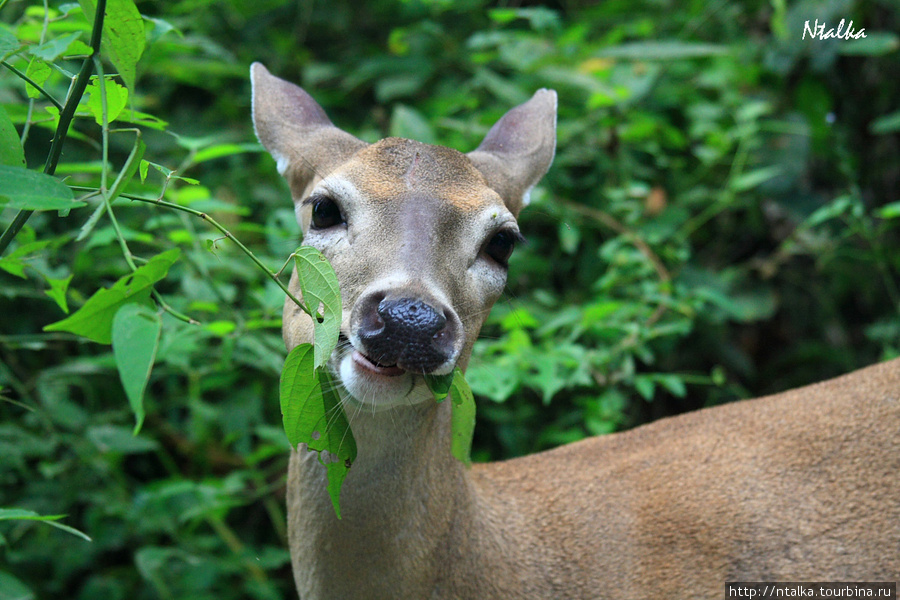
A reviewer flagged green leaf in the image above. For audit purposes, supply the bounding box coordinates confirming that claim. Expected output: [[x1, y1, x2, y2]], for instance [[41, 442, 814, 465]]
[[86, 76, 129, 125], [466, 358, 520, 402], [29, 32, 82, 61], [0, 165, 83, 210], [424, 372, 454, 402], [656, 374, 687, 398], [0, 570, 34, 600], [634, 375, 656, 400], [293, 246, 342, 369], [0, 508, 91, 541], [44, 248, 179, 343], [87, 424, 159, 454], [45, 275, 74, 313], [390, 105, 437, 145], [838, 32, 900, 56], [806, 195, 856, 227], [191, 142, 263, 165], [870, 110, 900, 135], [500, 307, 540, 330], [279, 344, 356, 518], [730, 166, 782, 192], [318, 369, 355, 518], [0, 239, 50, 279], [23, 58, 51, 100], [0, 106, 26, 167], [0, 26, 20, 58], [112, 303, 161, 434], [79, 0, 146, 91], [877, 202, 900, 220], [0, 256, 26, 278], [597, 41, 728, 60], [449, 368, 475, 466]]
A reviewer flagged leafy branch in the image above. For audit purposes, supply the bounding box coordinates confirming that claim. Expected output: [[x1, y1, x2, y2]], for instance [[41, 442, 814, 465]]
[[0, 0, 107, 256]]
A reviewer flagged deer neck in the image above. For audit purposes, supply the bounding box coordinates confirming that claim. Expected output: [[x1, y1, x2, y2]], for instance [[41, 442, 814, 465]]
[[287, 397, 471, 598]]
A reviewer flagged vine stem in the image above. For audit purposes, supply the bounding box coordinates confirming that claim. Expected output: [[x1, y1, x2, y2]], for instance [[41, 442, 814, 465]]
[[559, 199, 672, 326], [70, 187, 311, 317], [0, 0, 108, 257], [0, 62, 64, 110]]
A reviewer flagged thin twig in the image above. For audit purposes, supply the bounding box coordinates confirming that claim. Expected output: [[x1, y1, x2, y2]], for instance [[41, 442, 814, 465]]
[[71, 188, 310, 315], [0, 62, 64, 110], [559, 199, 673, 325]]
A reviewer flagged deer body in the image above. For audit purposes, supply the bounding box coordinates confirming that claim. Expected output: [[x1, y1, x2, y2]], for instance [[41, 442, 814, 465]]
[[251, 63, 900, 600]]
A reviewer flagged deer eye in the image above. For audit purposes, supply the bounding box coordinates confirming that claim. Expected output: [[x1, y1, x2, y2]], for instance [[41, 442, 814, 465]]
[[484, 229, 523, 266], [309, 196, 345, 229]]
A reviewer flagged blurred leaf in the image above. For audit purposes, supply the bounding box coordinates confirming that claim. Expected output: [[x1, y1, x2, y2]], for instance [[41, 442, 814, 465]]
[[390, 104, 437, 144], [500, 308, 539, 331], [0, 571, 34, 600], [0, 508, 91, 541], [467, 356, 520, 402], [730, 166, 782, 192], [870, 110, 900, 135], [204, 320, 236, 336], [112, 303, 162, 434], [656, 374, 687, 398], [634, 375, 655, 400], [806, 195, 857, 227], [87, 424, 159, 454], [0, 26, 19, 57], [877, 202, 900, 220], [0, 165, 83, 210], [29, 32, 82, 61], [191, 142, 263, 164], [597, 41, 728, 60], [0, 106, 26, 167], [294, 246, 341, 369], [838, 32, 899, 56], [44, 249, 180, 343], [375, 73, 427, 102]]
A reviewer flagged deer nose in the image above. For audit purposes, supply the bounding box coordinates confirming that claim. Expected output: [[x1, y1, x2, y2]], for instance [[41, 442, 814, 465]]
[[357, 296, 456, 373]]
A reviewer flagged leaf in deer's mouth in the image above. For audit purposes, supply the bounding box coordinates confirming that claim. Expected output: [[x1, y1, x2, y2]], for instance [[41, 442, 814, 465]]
[[424, 371, 454, 401], [425, 368, 475, 466], [293, 246, 342, 370], [280, 343, 356, 519]]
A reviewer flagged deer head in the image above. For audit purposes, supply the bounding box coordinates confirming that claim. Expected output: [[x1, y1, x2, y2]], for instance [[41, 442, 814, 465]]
[[251, 62, 555, 411]]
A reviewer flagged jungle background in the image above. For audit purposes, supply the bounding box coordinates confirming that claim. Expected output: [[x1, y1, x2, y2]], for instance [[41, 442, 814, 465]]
[[1, 0, 898, 598]]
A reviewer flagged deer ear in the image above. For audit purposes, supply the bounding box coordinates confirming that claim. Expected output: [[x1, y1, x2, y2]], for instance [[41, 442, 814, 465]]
[[251, 62, 367, 199], [467, 89, 557, 217]]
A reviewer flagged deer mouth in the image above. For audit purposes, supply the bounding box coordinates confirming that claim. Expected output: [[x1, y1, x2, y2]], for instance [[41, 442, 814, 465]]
[[350, 348, 406, 377], [339, 332, 405, 376], [337, 334, 434, 410]]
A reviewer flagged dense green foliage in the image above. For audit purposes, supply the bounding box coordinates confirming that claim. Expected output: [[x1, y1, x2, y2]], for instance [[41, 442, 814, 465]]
[[1, 0, 898, 597]]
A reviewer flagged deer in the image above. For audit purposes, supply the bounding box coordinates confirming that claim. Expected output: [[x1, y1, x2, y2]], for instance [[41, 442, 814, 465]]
[[249, 62, 900, 600]]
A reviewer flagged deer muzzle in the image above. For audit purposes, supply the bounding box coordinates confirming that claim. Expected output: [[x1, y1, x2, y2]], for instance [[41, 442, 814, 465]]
[[354, 291, 460, 375]]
